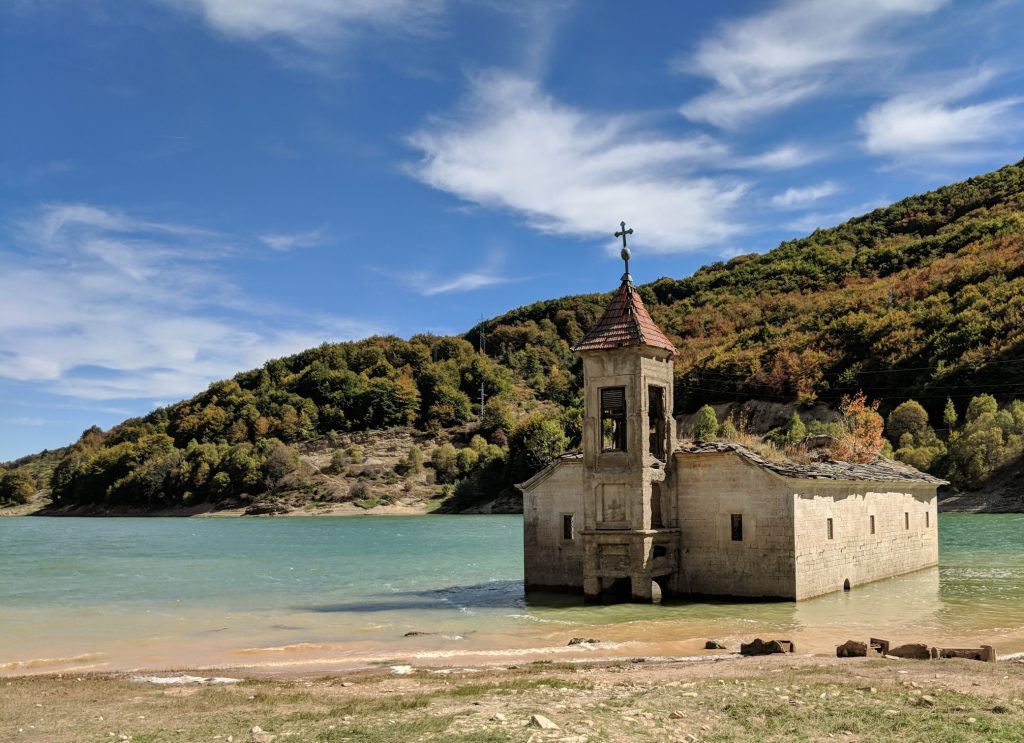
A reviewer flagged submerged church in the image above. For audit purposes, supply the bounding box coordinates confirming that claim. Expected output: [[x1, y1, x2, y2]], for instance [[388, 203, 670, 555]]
[[519, 227, 945, 603]]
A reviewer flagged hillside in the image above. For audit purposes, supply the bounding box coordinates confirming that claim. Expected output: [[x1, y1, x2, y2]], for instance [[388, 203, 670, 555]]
[[3, 159, 1024, 515]]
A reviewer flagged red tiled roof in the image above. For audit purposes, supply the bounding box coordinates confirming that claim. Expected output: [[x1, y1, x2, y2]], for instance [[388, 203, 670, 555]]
[[572, 281, 677, 355]]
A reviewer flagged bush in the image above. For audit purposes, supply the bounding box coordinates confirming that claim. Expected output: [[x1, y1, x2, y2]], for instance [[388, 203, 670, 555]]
[[346, 445, 364, 464], [505, 414, 569, 484], [692, 405, 719, 441], [0, 468, 34, 505], [430, 443, 460, 484], [330, 449, 348, 473], [349, 481, 371, 500]]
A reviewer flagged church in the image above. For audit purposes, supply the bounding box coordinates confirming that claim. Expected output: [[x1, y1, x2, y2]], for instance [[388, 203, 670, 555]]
[[518, 227, 944, 603]]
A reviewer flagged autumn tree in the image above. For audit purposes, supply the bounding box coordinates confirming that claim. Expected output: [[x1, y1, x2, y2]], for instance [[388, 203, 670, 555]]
[[830, 392, 886, 463]]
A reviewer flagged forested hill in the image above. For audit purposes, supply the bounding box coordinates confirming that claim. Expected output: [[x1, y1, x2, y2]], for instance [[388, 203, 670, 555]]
[[3, 159, 1023, 513]]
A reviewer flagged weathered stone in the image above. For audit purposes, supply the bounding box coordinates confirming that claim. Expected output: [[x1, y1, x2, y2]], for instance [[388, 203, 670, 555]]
[[870, 638, 890, 655], [568, 638, 599, 646], [668, 711, 686, 719], [836, 640, 868, 658], [705, 640, 726, 649], [887, 643, 931, 660], [932, 645, 996, 662], [921, 695, 937, 706], [248, 726, 274, 743], [529, 714, 559, 730], [741, 638, 792, 656]]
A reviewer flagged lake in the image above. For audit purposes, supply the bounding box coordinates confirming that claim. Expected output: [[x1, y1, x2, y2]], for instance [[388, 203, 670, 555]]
[[1, 514, 1022, 674]]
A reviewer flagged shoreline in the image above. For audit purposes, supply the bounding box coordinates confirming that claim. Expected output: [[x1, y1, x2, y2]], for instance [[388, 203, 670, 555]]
[[3, 653, 1023, 742]]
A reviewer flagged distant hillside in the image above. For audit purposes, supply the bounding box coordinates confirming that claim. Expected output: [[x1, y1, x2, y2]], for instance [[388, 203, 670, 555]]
[[4, 159, 1024, 514]]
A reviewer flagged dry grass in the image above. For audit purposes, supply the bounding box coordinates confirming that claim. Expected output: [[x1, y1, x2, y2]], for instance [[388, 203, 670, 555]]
[[3, 656, 1023, 742]]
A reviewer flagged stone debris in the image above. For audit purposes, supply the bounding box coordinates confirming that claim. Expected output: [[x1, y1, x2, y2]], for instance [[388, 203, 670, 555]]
[[870, 638, 890, 655], [668, 710, 686, 719], [529, 714, 560, 730], [248, 727, 274, 743], [567, 638, 600, 646], [705, 640, 726, 649], [836, 640, 868, 658], [740, 638, 794, 656], [931, 645, 996, 662], [886, 643, 931, 660], [390, 665, 413, 675]]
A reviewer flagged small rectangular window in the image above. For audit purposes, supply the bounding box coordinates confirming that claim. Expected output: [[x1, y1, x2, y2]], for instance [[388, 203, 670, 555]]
[[905, 512, 910, 530], [647, 385, 666, 460], [925, 512, 930, 528], [870, 515, 875, 535], [600, 387, 627, 451], [730, 514, 743, 542], [562, 514, 574, 540], [827, 518, 834, 540]]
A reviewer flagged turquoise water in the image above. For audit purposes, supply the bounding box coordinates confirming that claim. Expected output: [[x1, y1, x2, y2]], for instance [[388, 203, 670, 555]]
[[0, 514, 1022, 673]]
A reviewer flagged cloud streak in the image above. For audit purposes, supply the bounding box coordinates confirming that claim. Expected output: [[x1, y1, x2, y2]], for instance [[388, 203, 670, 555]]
[[0, 205, 376, 402], [407, 72, 748, 254], [162, 0, 445, 50], [771, 181, 840, 208], [859, 69, 1021, 162], [677, 0, 947, 128]]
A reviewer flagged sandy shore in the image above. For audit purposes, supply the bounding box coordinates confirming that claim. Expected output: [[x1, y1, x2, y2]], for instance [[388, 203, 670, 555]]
[[3, 653, 1023, 742]]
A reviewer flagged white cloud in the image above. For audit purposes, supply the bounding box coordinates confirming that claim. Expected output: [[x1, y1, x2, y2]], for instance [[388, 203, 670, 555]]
[[859, 70, 1020, 161], [678, 0, 947, 128], [732, 143, 824, 171], [259, 228, 328, 251], [407, 72, 748, 254], [771, 180, 840, 208], [162, 0, 444, 49], [0, 205, 376, 401], [2, 417, 46, 427]]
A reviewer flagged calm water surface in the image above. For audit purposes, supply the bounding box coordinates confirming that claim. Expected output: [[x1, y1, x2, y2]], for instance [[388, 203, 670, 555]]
[[0, 514, 1022, 673]]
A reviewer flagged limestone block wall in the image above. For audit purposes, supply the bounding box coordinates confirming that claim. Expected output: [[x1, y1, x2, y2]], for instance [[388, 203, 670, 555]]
[[674, 452, 797, 598], [793, 485, 938, 600], [522, 460, 586, 589]]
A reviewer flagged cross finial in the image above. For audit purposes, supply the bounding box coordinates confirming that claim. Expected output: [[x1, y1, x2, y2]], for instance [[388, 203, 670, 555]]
[[615, 220, 633, 283]]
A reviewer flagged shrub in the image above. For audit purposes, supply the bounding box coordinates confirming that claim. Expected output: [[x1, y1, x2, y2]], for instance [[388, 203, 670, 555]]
[[887, 400, 929, 444], [346, 445, 364, 465], [829, 392, 885, 463], [692, 405, 719, 441]]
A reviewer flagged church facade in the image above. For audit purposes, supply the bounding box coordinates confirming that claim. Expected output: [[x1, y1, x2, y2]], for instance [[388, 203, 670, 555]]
[[519, 243, 943, 603]]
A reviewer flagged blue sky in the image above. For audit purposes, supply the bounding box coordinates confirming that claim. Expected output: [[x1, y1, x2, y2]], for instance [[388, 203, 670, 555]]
[[2, 0, 1023, 461]]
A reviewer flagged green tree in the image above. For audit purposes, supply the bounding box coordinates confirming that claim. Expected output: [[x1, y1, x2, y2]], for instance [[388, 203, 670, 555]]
[[692, 405, 719, 441], [505, 414, 569, 484], [887, 400, 929, 444], [943, 398, 958, 430], [430, 443, 460, 484], [0, 468, 35, 505]]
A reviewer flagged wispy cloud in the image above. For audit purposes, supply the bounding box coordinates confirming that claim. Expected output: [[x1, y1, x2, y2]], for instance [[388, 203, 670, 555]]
[[2, 417, 46, 427], [785, 198, 889, 233], [771, 180, 840, 208], [406, 71, 747, 254], [859, 68, 1021, 162], [394, 252, 519, 296], [732, 143, 824, 171], [161, 0, 445, 51], [677, 0, 947, 128], [259, 228, 328, 251], [0, 204, 377, 402]]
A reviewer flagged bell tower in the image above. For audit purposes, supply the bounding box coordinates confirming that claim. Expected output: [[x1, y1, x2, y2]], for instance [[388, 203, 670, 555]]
[[571, 222, 679, 602]]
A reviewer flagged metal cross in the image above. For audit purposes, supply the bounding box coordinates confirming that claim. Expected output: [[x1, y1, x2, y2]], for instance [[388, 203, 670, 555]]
[[615, 220, 632, 249]]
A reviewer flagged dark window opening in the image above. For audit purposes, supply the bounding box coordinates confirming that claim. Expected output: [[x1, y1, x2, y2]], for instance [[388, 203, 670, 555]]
[[925, 512, 930, 528], [648, 385, 666, 460], [870, 515, 875, 534], [827, 518, 834, 540], [904, 512, 910, 530], [650, 482, 664, 529], [653, 545, 668, 558], [601, 387, 627, 451], [562, 514, 574, 540], [843, 578, 851, 591], [730, 514, 743, 542]]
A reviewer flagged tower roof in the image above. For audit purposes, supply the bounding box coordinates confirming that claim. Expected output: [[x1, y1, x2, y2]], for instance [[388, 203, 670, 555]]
[[572, 280, 677, 355]]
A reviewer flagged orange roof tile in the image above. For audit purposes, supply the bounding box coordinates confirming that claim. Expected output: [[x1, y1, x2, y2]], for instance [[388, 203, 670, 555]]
[[572, 281, 677, 355]]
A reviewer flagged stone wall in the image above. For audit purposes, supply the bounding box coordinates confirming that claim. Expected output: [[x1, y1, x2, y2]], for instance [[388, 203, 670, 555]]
[[673, 452, 797, 598], [522, 460, 585, 589], [793, 484, 938, 600]]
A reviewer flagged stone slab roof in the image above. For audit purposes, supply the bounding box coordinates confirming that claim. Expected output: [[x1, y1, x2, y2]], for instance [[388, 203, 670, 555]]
[[571, 281, 676, 355], [676, 442, 948, 485]]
